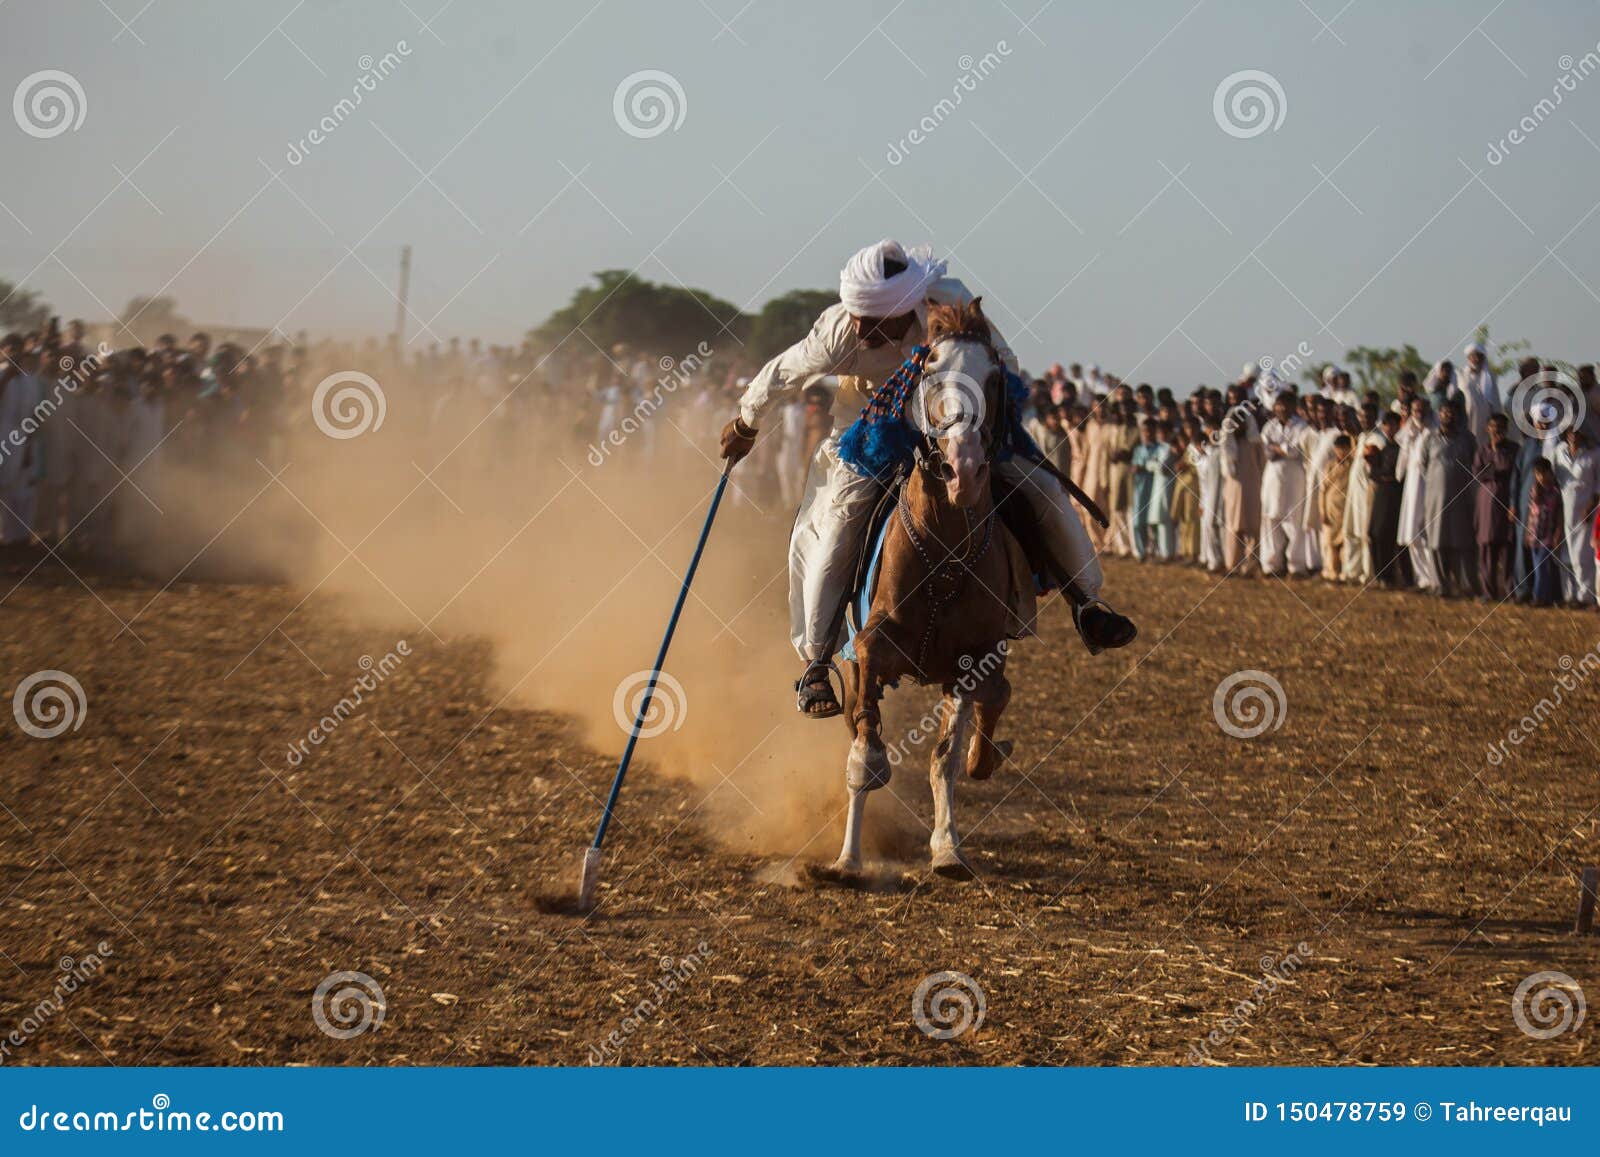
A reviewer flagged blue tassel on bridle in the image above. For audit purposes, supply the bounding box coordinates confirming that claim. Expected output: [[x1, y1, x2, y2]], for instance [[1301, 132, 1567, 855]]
[[838, 345, 1041, 480], [836, 345, 930, 480]]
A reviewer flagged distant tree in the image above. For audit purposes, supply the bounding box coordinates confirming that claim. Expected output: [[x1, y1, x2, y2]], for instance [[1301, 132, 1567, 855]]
[[1470, 323, 1531, 378], [120, 295, 191, 342], [1336, 344, 1430, 401], [530, 270, 748, 360], [746, 288, 836, 362], [0, 279, 51, 333]]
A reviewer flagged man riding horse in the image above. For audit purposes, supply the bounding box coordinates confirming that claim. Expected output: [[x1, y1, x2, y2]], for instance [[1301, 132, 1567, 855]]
[[719, 240, 1137, 717]]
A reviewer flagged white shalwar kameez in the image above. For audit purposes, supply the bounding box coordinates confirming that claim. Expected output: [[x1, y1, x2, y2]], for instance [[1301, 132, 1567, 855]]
[[1259, 415, 1309, 575], [1457, 361, 1501, 445], [737, 261, 1102, 661], [1396, 418, 1439, 591], [1190, 439, 1224, 572], [1552, 443, 1600, 605], [1299, 424, 1339, 575], [1341, 427, 1379, 583]]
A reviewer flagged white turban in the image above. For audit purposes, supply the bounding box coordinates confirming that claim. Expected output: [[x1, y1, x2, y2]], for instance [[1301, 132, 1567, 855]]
[[1464, 341, 1486, 357], [1240, 360, 1261, 381], [1321, 364, 1340, 385], [838, 239, 946, 318], [1255, 367, 1284, 404], [1423, 359, 1454, 394]]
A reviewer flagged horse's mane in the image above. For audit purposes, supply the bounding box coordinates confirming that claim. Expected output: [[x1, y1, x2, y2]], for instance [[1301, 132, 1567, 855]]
[[924, 298, 993, 347]]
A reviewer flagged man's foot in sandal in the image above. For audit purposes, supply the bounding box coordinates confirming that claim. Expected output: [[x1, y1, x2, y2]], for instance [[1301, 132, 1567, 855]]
[[795, 659, 842, 719]]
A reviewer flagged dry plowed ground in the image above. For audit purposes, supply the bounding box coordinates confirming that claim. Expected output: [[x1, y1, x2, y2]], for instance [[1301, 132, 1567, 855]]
[[2, 537, 1597, 1066]]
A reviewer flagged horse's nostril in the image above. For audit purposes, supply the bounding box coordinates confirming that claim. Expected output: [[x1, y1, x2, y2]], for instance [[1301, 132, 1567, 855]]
[[937, 461, 957, 481]]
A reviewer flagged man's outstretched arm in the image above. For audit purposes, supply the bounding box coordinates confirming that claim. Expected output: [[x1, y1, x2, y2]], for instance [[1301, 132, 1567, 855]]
[[721, 308, 854, 463]]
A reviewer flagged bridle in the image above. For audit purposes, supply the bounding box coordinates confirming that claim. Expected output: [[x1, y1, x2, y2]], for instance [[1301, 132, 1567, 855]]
[[896, 330, 1004, 672], [908, 332, 1008, 484]]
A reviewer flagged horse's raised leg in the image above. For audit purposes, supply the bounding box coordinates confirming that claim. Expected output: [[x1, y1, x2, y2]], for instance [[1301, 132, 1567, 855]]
[[845, 642, 892, 795], [929, 692, 976, 879], [831, 651, 890, 877], [965, 670, 1012, 781]]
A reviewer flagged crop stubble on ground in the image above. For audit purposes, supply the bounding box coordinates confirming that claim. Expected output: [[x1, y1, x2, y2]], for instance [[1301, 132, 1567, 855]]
[[1, 549, 1597, 1066]]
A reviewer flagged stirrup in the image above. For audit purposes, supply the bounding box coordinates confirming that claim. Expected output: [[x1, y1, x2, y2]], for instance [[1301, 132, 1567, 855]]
[[795, 659, 843, 719], [1071, 597, 1138, 656]]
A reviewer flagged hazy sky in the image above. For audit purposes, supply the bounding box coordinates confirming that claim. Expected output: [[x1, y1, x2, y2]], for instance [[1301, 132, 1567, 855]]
[[5, 0, 1600, 383]]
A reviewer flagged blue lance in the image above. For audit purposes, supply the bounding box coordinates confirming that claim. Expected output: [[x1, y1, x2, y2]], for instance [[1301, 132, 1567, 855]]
[[578, 461, 733, 911]]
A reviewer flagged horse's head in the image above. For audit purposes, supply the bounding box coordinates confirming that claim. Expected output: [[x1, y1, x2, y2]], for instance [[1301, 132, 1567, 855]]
[[916, 299, 1003, 509]]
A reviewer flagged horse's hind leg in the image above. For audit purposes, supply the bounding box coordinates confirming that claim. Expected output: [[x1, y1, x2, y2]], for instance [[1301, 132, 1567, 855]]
[[929, 693, 976, 879], [966, 669, 1012, 781]]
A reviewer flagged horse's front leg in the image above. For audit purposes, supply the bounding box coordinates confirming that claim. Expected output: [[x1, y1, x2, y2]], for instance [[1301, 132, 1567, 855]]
[[831, 642, 890, 877], [929, 691, 977, 879]]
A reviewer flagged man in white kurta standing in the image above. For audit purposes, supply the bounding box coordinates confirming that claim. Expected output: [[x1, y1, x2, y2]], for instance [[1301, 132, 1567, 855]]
[[1396, 395, 1439, 592], [1341, 405, 1379, 584], [1458, 342, 1501, 445], [719, 239, 1136, 717], [1299, 396, 1339, 576], [1259, 391, 1310, 577], [1189, 423, 1224, 572], [1551, 426, 1600, 607]]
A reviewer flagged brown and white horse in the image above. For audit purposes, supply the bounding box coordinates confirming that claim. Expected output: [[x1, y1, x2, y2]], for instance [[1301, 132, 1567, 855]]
[[831, 300, 1017, 880]]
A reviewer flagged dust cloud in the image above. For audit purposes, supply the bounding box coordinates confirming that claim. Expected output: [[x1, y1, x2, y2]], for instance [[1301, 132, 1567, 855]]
[[129, 387, 929, 863]]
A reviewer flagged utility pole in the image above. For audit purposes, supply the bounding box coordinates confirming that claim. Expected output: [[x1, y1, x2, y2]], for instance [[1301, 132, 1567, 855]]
[[393, 244, 412, 347]]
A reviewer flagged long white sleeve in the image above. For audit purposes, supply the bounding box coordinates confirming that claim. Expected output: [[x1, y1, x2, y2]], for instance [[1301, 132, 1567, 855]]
[[735, 307, 859, 428]]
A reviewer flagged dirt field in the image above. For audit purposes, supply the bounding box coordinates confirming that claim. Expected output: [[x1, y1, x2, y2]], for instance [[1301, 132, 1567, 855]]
[[2, 539, 1598, 1067]]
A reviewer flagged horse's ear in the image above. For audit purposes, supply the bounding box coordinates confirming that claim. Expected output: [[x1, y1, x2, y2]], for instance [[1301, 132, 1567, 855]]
[[925, 302, 958, 340]]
